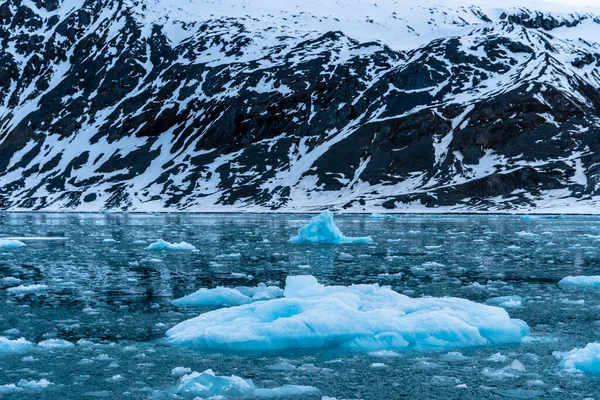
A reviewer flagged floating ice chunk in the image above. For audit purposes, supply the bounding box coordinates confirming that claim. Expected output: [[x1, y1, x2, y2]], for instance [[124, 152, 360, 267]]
[[6, 284, 49, 294], [440, 352, 467, 362], [17, 379, 52, 390], [521, 215, 538, 221], [0, 239, 26, 249], [266, 361, 296, 371], [289, 211, 373, 244], [488, 352, 507, 362], [368, 350, 401, 358], [171, 366, 192, 377], [337, 252, 354, 261], [175, 369, 317, 398], [172, 283, 283, 307], [0, 337, 34, 353], [561, 299, 585, 305], [558, 343, 600, 375], [230, 272, 253, 280], [167, 275, 529, 352], [38, 339, 74, 349], [559, 276, 600, 288], [146, 239, 197, 251], [370, 362, 387, 368], [0, 384, 23, 394], [1, 277, 21, 285], [486, 296, 524, 309]]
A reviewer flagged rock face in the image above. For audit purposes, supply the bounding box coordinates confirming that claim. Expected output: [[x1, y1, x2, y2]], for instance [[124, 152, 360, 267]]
[[1, 0, 600, 212]]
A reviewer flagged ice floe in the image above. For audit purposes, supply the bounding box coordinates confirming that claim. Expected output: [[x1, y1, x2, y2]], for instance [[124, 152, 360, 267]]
[[167, 275, 529, 352], [146, 239, 197, 251], [289, 211, 373, 244], [172, 283, 284, 307], [37, 339, 74, 349], [174, 369, 318, 398], [558, 343, 600, 375], [0, 239, 26, 249], [559, 276, 600, 288], [0, 337, 34, 353], [486, 296, 524, 309], [6, 284, 49, 294]]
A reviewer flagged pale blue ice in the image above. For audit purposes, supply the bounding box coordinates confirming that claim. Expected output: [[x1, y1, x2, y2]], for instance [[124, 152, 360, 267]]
[[289, 211, 373, 244]]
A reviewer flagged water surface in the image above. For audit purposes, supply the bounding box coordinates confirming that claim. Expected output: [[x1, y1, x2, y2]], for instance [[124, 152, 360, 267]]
[[1, 213, 600, 399]]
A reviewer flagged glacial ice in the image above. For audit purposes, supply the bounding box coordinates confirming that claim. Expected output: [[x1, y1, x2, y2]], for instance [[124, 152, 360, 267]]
[[172, 283, 284, 307], [558, 343, 600, 375], [175, 369, 318, 398], [0, 337, 34, 353], [146, 239, 197, 251], [167, 275, 529, 352], [486, 296, 524, 309], [0, 239, 26, 249], [289, 211, 373, 244], [6, 284, 49, 294], [37, 339, 74, 349], [559, 276, 600, 288]]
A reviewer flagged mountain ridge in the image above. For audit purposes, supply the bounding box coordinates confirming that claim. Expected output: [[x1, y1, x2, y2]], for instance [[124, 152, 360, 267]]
[[1, 0, 600, 212]]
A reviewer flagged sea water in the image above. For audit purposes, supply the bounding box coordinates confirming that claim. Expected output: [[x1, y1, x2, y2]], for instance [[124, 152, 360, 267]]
[[1, 213, 600, 398]]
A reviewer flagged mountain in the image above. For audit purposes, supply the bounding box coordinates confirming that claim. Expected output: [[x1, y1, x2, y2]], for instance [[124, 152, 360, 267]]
[[1, 0, 600, 212]]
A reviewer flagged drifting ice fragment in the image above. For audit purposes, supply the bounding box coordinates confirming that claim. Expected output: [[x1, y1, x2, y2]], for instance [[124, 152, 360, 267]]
[[0, 239, 26, 249], [37, 339, 74, 349], [289, 211, 373, 244], [0, 337, 34, 353], [175, 369, 318, 398], [558, 343, 600, 375], [172, 283, 284, 307], [559, 276, 600, 288], [486, 296, 524, 309], [167, 275, 529, 352], [146, 239, 197, 251], [6, 284, 49, 294]]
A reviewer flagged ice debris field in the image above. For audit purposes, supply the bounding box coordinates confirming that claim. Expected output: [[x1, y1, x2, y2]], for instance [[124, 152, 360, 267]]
[[3, 213, 600, 399]]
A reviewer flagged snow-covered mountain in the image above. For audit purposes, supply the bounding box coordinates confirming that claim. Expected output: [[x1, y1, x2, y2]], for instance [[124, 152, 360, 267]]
[[2, 0, 600, 212]]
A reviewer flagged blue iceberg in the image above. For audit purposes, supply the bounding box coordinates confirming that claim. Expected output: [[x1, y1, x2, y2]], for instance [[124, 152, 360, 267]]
[[172, 283, 284, 307], [146, 239, 197, 251], [289, 211, 373, 244], [0, 239, 26, 249], [559, 276, 600, 288], [175, 369, 318, 398], [167, 275, 529, 352], [559, 343, 600, 375], [0, 337, 34, 353]]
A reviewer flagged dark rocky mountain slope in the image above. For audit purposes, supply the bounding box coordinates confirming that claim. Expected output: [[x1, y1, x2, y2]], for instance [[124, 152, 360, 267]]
[[1, 0, 600, 212]]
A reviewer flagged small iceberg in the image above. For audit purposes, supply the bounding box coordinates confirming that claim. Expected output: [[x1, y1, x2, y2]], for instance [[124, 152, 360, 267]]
[[167, 275, 529, 352], [0, 337, 34, 353], [146, 239, 197, 251], [486, 296, 524, 309], [0, 239, 26, 249], [559, 276, 600, 288], [172, 283, 284, 307], [6, 284, 49, 294], [175, 369, 318, 398], [37, 339, 74, 349], [558, 343, 600, 375], [289, 211, 373, 244]]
